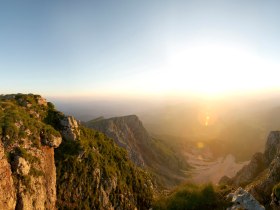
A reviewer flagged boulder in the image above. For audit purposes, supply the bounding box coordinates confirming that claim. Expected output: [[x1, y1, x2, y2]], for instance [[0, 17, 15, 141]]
[[60, 116, 80, 141], [226, 187, 265, 210], [14, 157, 30, 176]]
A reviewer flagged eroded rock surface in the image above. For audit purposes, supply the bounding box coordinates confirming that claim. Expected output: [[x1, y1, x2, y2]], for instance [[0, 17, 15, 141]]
[[226, 187, 265, 210], [0, 94, 61, 210], [0, 142, 16, 210], [60, 116, 80, 141]]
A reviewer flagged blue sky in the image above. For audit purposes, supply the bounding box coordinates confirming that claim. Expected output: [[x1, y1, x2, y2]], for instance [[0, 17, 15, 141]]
[[1, 0, 280, 98]]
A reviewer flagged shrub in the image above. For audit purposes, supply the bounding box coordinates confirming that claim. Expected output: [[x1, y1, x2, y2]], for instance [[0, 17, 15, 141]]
[[153, 183, 230, 210], [273, 183, 280, 199]]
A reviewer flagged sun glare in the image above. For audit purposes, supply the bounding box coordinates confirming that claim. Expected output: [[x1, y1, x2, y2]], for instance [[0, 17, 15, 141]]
[[161, 43, 280, 96], [205, 116, 210, 127], [99, 42, 280, 98], [196, 142, 204, 149]]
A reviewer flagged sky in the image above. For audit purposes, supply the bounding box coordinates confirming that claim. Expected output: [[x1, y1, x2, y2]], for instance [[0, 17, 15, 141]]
[[1, 0, 280, 99]]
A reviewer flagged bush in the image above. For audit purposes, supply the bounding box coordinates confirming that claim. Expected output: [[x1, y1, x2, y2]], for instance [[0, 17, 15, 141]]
[[153, 183, 230, 210], [273, 183, 280, 199]]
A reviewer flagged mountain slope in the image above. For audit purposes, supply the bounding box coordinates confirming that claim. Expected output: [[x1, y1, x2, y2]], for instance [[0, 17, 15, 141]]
[[85, 115, 190, 187], [0, 94, 154, 210], [223, 131, 280, 208]]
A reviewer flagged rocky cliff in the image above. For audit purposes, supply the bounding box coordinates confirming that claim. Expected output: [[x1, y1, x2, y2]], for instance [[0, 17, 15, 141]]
[[224, 131, 280, 208], [0, 94, 154, 210], [0, 94, 61, 210], [86, 115, 150, 167], [86, 115, 190, 188]]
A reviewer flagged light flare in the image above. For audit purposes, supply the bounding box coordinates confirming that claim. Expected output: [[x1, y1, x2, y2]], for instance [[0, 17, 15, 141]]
[[197, 142, 204, 149], [205, 116, 210, 126]]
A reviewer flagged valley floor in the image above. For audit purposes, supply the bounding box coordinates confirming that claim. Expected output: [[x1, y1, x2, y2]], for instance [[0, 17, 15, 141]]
[[184, 153, 249, 184]]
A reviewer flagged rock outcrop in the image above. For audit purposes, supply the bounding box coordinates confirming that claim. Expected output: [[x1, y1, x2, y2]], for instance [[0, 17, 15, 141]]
[[0, 94, 61, 210], [226, 187, 265, 210], [60, 116, 80, 141], [14, 157, 31, 176]]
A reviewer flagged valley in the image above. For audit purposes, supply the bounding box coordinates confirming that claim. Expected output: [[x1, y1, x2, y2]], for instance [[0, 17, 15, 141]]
[[0, 93, 279, 210], [184, 153, 248, 184]]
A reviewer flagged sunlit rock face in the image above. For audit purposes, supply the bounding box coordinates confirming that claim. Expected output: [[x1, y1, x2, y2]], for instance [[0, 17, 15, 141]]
[[0, 143, 16, 210], [60, 116, 80, 141], [0, 94, 61, 210]]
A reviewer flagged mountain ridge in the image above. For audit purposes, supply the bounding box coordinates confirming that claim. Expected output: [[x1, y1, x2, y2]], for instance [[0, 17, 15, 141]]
[[85, 114, 190, 188]]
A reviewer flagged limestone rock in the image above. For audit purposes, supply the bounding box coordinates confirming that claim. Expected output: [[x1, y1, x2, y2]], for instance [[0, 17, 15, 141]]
[[14, 157, 30, 176], [0, 94, 61, 210], [13, 147, 58, 210], [226, 187, 265, 210], [60, 116, 80, 141], [0, 142, 16, 210], [36, 96, 47, 106]]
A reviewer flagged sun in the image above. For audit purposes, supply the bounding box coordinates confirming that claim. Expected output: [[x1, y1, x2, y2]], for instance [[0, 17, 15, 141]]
[[107, 42, 280, 98], [160, 42, 279, 96]]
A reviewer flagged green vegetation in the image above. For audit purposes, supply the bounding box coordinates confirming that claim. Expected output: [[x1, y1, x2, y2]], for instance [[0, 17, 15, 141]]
[[55, 126, 153, 209], [273, 182, 280, 199], [0, 94, 58, 192], [1, 94, 155, 209], [153, 183, 231, 210], [150, 138, 189, 171], [13, 147, 40, 164], [0, 94, 59, 148]]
